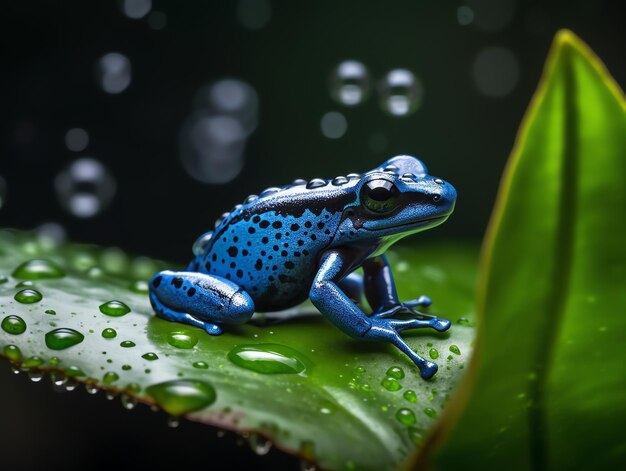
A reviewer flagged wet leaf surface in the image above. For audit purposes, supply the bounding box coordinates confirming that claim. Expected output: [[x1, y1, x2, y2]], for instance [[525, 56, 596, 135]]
[[0, 229, 477, 471]]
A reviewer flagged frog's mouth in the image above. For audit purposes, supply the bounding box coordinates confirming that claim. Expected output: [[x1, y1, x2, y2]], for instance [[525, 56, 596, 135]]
[[363, 214, 450, 233]]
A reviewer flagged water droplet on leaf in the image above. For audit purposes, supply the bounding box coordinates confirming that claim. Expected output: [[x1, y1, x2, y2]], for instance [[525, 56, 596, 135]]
[[99, 300, 131, 317], [1, 315, 27, 335], [386, 366, 405, 380], [45, 328, 84, 350], [146, 379, 216, 415], [381, 377, 402, 392], [227, 344, 309, 375], [101, 328, 117, 339], [167, 332, 198, 349], [396, 408, 417, 425], [12, 259, 66, 279], [14, 289, 43, 304]]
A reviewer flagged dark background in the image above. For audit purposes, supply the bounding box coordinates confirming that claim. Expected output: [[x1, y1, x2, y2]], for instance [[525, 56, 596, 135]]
[[0, 1, 624, 469]]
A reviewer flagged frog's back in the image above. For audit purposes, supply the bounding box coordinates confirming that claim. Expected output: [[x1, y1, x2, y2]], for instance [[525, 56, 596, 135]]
[[192, 178, 358, 311]]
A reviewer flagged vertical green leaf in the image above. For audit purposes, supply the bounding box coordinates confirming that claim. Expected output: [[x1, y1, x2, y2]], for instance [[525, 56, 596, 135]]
[[413, 30, 626, 470]]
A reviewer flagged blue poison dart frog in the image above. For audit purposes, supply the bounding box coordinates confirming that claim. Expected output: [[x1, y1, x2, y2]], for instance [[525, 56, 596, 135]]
[[149, 155, 456, 379]]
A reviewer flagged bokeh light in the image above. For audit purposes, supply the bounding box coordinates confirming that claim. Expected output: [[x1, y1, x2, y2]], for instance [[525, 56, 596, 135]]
[[147, 10, 167, 30], [120, 0, 152, 19], [96, 53, 132, 94], [329, 60, 371, 106], [467, 0, 517, 32], [378, 69, 423, 117], [237, 0, 272, 30], [457, 6, 475, 26], [320, 112, 348, 139], [472, 46, 520, 97], [64, 128, 89, 152], [54, 158, 117, 218]]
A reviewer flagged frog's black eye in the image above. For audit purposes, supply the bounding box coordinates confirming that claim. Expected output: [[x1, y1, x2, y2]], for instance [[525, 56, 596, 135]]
[[361, 180, 399, 214]]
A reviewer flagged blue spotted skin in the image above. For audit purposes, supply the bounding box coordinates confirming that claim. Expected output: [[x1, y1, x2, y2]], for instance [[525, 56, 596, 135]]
[[150, 155, 457, 379]]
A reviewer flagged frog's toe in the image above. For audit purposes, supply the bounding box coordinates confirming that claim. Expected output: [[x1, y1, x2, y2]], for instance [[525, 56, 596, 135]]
[[404, 295, 432, 308], [419, 361, 438, 380], [432, 318, 451, 332]]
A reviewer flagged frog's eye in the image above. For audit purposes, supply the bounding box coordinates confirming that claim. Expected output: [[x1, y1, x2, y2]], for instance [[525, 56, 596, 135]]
[[361, 180, 399, 214]]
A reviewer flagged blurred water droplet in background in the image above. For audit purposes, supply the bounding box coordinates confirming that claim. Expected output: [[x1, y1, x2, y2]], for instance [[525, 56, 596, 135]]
[[64, 128, 89, 152], [194, 79, 259, 136], [368, 133, 388, 153], [320, 112, 347, 139], [97, 53, 132, 94], [180, 113, 246, 184], [457, 6, 475, 26], [0, 175, 6, 210], [121, 0, 152, 19], [472, 47, 519, 97], [378, 69, 423, 117], [329, 60, 370, 106], [467, 0, 516, 32], [55, 158, 117, 218], [36, 223, 67, 245], [147, 10, 167, 30], [237, 0, 272, 30]]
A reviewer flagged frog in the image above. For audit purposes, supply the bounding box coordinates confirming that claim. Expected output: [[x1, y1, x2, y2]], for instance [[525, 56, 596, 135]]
[[149, 155, 456, 379]]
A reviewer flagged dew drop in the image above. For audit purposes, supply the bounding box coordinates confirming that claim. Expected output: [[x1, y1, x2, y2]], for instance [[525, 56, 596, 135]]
[[167, 332, 198, 349], [403, 390, 417, 403], [99, 300, 131, 317], [249, 434, 273, 455], [22, 356, 44, 368], [227, 343, 309, 375], [120, 340, 136, 348], [28, 370, 44, 382], [192, 231, 214, 257], [101, 328, 117, 339], [50, 373, 67, 387], [167, 416, 180, 428], [396, 408, 417, 425], [3, 344, 22, 362], [121, 394, 138, 410], [45, 309, 56, 315], [45, 328, 84, 350], [457, 317, 471, 326], [103, 371, 119, 385], [128, 280, 150, 294], [378, 69, 423, 117], [10, 365, 20, 375], [146, 379, 216, 415], [0, 275, 9, 284], [85, 383, 98, 395], [192, 361, 208, 369], [329, 60, 370, 106], [12, 259, 66, 279], [424, 407, 437, 418], [381, 377, 402, 392], [429, 348, 439, 359], [64, 365, 86, 377], [142, 352, 159, 361], [14, 288, 43, 304], [408, 426, 423, 446], [449, 344, 461, 355], [1, 315, 27, 335], [122, 364, 132, 371], [55, 158, 117, 218], [386, 366, 405, 380]]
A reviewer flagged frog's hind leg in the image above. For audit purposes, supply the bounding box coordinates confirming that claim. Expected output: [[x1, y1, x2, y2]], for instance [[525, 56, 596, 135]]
[[338, 272, 364, 304], [149, 270, 255, 335]]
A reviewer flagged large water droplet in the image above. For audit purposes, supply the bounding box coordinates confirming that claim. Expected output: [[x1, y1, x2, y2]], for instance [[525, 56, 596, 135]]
[[12, 259, 66, 279], [381, 377, 402, 392], [429, 348, 439, 359], [146, 379, 216, 415], [97, 52, 132, 94], [396, 408, 417, 425], [14, 288, 42, 304], [1, 315, 27, 335], [167, 332, 198, 349], [378, 69, 423, 117], [99, 300, 131, 317], [3, 344, 22, 362], [329, 60, 370, 106], [55, 158, 116, 218], [228, 344, 309, 375], [45, 328, 85, 350], [101, 328, 117, 339]]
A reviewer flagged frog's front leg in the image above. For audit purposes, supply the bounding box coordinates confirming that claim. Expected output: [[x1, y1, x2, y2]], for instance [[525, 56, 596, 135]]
[[310, 249, 440, 380], [149, 270, 254, 335]]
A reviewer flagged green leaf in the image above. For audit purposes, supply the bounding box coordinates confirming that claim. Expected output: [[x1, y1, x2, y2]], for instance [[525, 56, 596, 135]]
[[0, 229, 478, 471], [415, 30, 626, 470]]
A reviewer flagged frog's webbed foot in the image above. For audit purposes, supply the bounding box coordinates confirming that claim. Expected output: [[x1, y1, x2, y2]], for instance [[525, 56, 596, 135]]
[[149, 291, 223, 335]]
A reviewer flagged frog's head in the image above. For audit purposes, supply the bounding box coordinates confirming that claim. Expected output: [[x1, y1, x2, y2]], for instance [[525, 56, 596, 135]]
[[333, 155, 456, 249]]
